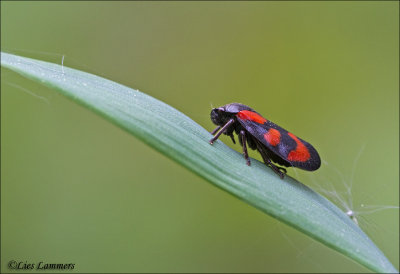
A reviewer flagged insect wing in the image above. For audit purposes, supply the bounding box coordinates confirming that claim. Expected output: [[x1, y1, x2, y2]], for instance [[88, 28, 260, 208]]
[[236, 116, 321, 171]]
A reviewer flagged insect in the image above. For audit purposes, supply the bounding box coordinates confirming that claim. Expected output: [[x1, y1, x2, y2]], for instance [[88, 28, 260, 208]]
[[209, 103, 321, 179]]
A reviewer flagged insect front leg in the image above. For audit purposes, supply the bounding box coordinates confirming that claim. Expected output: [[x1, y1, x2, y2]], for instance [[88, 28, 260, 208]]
[[210, 125, 221, 135], [209, 118, 235, 144], [240, 130, 251, 166]]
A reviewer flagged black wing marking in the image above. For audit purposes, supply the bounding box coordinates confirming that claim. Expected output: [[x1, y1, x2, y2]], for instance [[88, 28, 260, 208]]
[[236, 119, 321, 171]]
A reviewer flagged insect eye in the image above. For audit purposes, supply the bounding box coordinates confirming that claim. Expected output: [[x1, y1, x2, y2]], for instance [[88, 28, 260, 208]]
[[210, 108, 224, 125], [211, 109, 218, 117]]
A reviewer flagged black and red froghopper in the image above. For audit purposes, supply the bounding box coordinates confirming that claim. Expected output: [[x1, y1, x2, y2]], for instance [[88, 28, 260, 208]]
[[209, 103, 321, 179]]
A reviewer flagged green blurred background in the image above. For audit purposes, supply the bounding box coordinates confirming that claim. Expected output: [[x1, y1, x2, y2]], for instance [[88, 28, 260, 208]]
[[1, 2, 398, 273]]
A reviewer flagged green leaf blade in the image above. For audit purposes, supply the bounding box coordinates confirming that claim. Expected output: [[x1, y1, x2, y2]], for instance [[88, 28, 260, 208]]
[[1, 52, 397, 273]]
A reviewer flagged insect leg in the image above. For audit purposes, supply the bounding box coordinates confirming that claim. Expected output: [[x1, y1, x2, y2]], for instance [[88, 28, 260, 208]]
[[255, 140, 285, 179], [229, 134, 236, 144], [240, 130, 251, 166], [277, 166, 287, 174], [210, 126, 221, 135], [209, 118, 235, 144], [265, 158, 285, 179]]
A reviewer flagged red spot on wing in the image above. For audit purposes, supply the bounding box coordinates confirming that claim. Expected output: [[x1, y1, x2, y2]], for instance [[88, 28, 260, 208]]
[[287, 132, 310, 162], [237, 110, 267, 124], [264, 128, 281, 146]]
